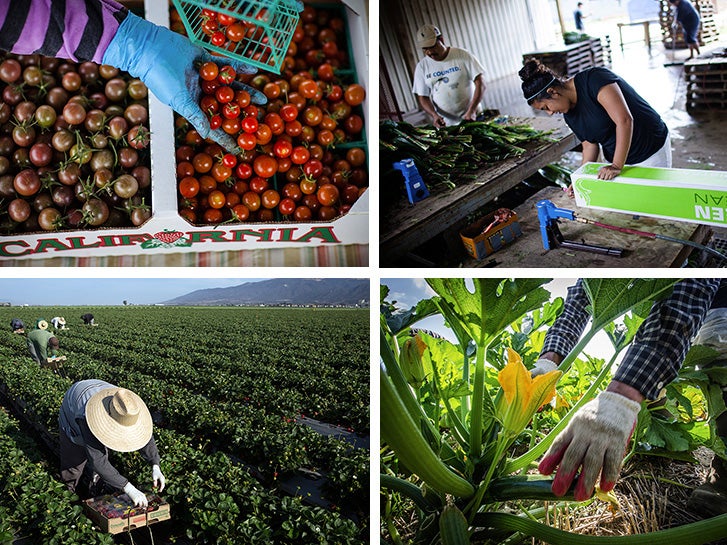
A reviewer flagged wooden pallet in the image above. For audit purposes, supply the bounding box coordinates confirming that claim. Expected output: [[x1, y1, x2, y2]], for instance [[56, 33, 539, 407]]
[[522, 37, 610, 78], [685, 54, 727, 111]]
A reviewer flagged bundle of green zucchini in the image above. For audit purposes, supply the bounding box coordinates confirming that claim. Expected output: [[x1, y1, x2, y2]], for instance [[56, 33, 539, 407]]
[[380, 119, 553, 190]]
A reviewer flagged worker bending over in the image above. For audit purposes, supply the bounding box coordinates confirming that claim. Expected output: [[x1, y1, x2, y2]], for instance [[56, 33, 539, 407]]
[[59, 380, 165, 507]]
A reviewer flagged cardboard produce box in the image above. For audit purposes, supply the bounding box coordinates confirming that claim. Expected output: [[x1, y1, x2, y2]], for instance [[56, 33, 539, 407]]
[[571, 162, 727, 227], [0, 0, 368, 262], [83, 493, 170, 535], [460, 210, 522, 260]]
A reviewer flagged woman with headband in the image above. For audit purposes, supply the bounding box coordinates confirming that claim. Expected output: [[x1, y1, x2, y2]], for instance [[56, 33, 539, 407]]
[[519, 59, 670, 184]]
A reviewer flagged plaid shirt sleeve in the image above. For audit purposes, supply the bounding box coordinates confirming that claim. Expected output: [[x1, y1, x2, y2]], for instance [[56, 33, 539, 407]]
[[614, 278, 720, 400], [540, 279, 591, 357], [541, 279, 720, 401]]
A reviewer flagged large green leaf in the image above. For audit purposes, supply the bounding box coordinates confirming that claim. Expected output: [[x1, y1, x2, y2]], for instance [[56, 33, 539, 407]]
[[426, 279, 551, 345], [581, 279, 678, 331], [382, 296, 441, 335]]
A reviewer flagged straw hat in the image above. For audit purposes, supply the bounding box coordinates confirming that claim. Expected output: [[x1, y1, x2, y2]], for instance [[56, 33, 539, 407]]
[[85, 388, 152, 452], [37, 319, 48, 330]]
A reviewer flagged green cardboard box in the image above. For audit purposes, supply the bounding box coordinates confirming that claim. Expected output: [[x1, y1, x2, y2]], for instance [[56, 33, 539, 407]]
[[571, 162, 727, 227]]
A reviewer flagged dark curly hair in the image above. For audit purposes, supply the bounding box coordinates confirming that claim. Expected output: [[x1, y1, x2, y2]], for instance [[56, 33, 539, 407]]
[[519, 58, 564, 104]]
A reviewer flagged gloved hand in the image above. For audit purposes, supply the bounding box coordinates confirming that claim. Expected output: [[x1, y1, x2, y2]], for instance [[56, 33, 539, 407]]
[[531, 357, 559, 377], [123, 482, 148, 508], [538, 391, 641, 501], [102, 12, 266, 152], [152, 464, 166, 493]]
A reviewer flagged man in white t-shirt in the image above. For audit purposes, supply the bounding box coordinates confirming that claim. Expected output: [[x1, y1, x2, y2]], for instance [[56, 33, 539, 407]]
[[412, 24, 486, 127]]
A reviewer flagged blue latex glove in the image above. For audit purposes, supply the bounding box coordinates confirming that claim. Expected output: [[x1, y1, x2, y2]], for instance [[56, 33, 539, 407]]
[[103, 12, 266, 152]]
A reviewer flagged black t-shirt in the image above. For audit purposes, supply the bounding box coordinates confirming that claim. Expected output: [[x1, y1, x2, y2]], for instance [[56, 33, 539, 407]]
[[564, 67, 668, 164]]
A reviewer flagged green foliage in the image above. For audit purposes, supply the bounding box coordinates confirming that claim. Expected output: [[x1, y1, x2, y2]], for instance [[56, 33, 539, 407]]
[[381, 278, 723, 545], [0, 306, 368, 544]]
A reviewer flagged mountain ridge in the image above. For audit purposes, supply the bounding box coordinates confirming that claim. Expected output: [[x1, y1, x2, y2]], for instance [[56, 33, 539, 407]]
[[161, 278, 369, 306]]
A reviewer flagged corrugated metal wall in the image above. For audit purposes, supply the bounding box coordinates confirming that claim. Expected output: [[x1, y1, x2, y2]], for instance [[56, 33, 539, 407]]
[[380, 0, 561, 116]]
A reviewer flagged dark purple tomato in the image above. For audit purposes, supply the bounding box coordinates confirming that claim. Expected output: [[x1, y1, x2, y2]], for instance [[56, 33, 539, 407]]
[[38, 207, 62, 231], [45, 87, 69, 111], [0, 59, 21, 83], [82, 198, 109, 226], [32, 192, 54, 212], [104, 78, 127, 102], [58, 162, 81, 186], [51, 129, 74, 153], [12, 125, 35, 147], [0, 175, 15, 198], [14, 169, 41, 197], [118, 147, 139, 169], [29, 142, 53, 167], [8, 198, 31, 222], [51, 185, 75, 208], [107, 116, 128, 140]]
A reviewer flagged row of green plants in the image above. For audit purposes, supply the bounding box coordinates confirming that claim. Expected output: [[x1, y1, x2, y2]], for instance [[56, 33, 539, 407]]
[[5, 306, 369, 430], [2, 365, 363, 545], [0, 306, 369, 543], [0, 406, 115, 545], [0, 307, 368, 481], [381, 278, 727, 545]]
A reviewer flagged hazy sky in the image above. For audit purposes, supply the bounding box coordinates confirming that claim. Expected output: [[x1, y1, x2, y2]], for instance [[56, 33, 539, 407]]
[[0, 278, 268, 306]]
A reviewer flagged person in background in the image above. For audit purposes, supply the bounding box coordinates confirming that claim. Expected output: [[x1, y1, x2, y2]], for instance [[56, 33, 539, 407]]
[[10, 318, 24, 334], [81, 313, 95, 326], [51, 317, 67, 330], [519, 59, 670, 184], [574, 2, 587, 32], [59, 380, 165, 507], [531, 278, 727, 516], [412, 24, 486, 128], [0, 0, 267, 152], [669, 0, 701, 60], [27, 319, 60, 365]]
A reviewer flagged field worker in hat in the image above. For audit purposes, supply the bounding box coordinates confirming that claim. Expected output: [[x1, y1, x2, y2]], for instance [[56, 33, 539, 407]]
[[412, 24, 487, 128], [531, 278, 727, 517], [10, 318, 24, 334], [59, 380, 165, 507], [0, 0, 270, 154], [81, 313, 95, 326], [27, 319, 60, 365], [51, 316, 67, 330]]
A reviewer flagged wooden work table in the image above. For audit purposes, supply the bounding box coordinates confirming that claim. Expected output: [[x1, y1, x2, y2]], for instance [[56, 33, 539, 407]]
[[380, 117, 578, 266], [463, 186, 712, 268]]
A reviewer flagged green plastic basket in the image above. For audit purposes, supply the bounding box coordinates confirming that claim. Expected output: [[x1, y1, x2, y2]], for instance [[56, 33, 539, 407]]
[[170, 0, 300, 74]]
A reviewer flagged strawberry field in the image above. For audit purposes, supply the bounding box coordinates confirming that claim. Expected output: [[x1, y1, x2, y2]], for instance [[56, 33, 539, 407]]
[[0, 305, 369, 544]]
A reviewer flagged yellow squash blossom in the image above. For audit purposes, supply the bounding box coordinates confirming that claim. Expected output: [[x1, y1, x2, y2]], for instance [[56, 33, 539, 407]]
[[495, 348, 562, 437]]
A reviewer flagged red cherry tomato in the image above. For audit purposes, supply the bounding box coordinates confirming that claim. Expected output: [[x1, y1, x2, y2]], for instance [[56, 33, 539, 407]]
[[253, 155, 278, 179]]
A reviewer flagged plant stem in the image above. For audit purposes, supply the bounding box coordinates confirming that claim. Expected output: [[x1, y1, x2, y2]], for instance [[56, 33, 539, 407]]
[[466, 435, 509, 523], [469, 339, 488, 460]]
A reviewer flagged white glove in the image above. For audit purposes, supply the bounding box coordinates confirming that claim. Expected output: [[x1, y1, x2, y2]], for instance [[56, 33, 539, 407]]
[[152, 464, 166, 493], [538, 391, 641, 501], [531, 357, 559, 377], [123, 482, 148, 508], [694, 308, 727, 359]]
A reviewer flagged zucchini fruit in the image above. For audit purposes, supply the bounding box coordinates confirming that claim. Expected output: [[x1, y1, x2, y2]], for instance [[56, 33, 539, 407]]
[[380, 370, 475, 498], [439, 503, 470, 545]]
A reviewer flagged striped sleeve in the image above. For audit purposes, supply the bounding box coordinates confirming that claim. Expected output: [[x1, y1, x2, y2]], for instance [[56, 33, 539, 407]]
[[540, 279, 591, 358], [613, 278, 720, 400], [0, 0, 128, 64]]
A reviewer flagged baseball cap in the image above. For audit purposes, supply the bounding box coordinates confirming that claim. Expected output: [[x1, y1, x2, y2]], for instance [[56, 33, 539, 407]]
[[416, 24, 441, 49]]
